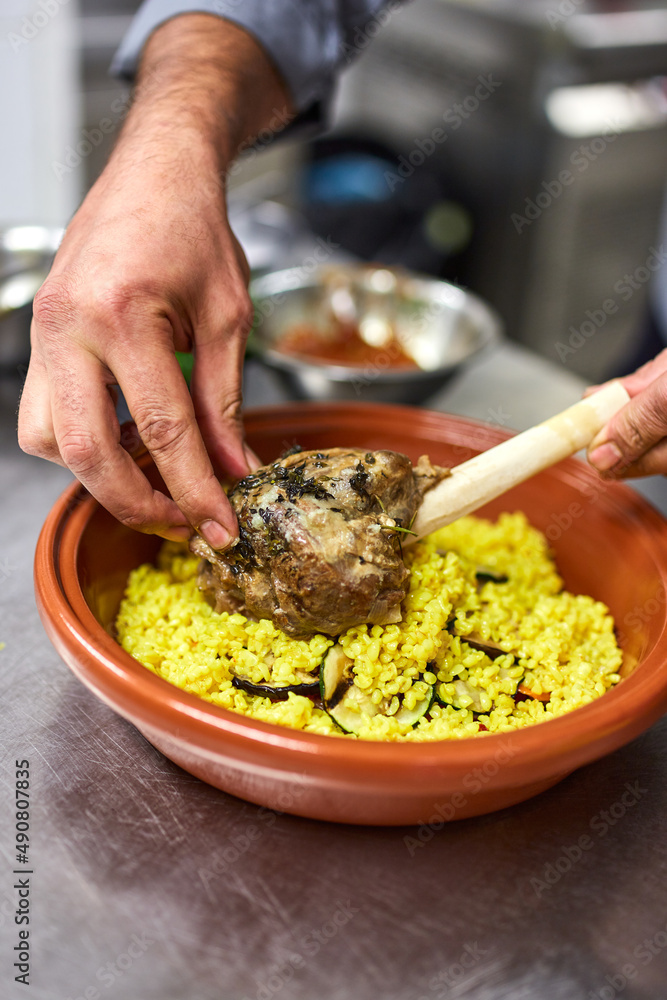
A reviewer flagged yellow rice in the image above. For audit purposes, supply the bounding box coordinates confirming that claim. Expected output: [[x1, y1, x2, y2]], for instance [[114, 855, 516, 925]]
[[115, 512, 622, 741]]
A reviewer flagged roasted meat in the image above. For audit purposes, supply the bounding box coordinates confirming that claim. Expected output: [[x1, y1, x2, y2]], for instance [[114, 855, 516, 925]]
[[190, 447, 449, 637]]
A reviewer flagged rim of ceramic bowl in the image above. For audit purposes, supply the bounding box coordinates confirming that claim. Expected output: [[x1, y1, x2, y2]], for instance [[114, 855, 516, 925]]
[[35, 402, 667, 787], [249, 265, 502, 381]]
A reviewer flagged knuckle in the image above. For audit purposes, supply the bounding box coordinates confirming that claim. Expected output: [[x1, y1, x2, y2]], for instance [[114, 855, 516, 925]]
[[652, 377, 667, 412], [90, 281, 145, 327], [220, 393, 244, 425], [57, 428, 101, 475], [134, 407, 191, 456], [17, 423, 51, 459], [216, 289, 254, 337], [172, 472, 219, 513], [622, 391, 667, 455], [621, 415, 647, 453], [112, 506, 156, 533], [32, 279, 76, 336], [233, 297, 255, 336]]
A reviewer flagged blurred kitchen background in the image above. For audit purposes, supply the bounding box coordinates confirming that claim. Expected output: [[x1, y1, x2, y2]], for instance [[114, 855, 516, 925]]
[[2, 0, 667, 383]]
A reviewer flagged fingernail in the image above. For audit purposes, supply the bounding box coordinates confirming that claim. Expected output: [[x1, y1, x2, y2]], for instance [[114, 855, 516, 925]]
[[199, 519, 232, 550], [588, 430, 606, 452], [244, 443, 262, 472], [588, 442, 623, 472], [161, 525, 192, 542]]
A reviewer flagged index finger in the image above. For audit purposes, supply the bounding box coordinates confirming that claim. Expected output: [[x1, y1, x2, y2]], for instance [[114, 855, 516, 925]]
[[46, 351, 192, 541], [115, 345, 238, 549], [585, 349, 667, 402]]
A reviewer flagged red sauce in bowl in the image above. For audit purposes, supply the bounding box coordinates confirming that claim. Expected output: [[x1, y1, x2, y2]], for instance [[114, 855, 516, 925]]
[[275, 322, 419, 369]]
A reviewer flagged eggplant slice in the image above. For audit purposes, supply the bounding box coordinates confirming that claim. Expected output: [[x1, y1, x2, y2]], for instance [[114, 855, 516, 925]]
[[445, 619, 512, 659], [231, 650, 322, 701], [232, 675, 320, 701]]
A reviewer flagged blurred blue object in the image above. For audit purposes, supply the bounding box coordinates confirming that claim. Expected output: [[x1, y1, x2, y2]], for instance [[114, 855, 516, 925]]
[[305, 154, 394, 204]]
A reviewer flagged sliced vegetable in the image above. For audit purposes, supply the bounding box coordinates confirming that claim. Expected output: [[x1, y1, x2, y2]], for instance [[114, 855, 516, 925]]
[[327, 684, 380, 735], [231, 650, 321, 701], [436, 667, 519, 714], [320, 644, 377, 734], [475, 567, 509, 585], [319, 643, 352, 705], [445, 620, 509, 659], [320, 644, 434, 735], [517, 682, 551, 702], [394, 687, 435, 726], [232, 675, 319, 700], [437, 677, 489, 713], [463, 634, 507, 658]]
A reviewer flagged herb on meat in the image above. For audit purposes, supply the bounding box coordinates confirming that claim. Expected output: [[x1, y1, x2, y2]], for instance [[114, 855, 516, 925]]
[[271, 461, 334, 503], [349, 462, 370, 499], [229, 523, 257, 574], [257, 506, 288, 557]]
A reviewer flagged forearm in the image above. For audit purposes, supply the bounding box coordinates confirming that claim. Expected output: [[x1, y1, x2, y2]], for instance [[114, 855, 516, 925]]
[[110, 14, 295, 180]]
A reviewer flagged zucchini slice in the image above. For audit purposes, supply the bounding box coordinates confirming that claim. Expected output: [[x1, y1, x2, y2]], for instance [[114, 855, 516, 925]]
[[319, 643, 352, 705], [320, 644, 434, 735], [327, 684, 380, 735], [320, 644, 377, 734], [394, 687, 435, 727]]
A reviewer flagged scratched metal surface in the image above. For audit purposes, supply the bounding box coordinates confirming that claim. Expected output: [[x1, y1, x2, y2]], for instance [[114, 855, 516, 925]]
[[2, 347, 667, 1000]]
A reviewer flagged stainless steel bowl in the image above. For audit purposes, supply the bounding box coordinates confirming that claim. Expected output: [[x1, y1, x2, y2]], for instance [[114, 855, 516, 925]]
[[0, 226, 63, 373], [249, 264, 502, 404]]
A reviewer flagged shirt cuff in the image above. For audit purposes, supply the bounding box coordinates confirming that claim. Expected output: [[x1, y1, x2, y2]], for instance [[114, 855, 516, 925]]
[[111, 0, 339, 115]]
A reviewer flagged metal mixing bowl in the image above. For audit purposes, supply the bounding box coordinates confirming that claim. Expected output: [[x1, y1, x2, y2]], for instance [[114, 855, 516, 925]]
[[249, 264, 502, 404], [0, 226, 63, 373]]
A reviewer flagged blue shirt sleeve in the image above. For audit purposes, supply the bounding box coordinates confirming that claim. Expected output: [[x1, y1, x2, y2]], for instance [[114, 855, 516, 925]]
[[111, 0, 393, 116]]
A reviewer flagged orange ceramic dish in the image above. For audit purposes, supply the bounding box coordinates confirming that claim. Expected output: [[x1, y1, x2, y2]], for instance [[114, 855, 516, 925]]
[[34, 403, 667, 825]]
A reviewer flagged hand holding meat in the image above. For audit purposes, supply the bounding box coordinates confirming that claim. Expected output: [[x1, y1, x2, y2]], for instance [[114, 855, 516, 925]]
[[191, 448, 449, 637], [17, 16, 293, 547]]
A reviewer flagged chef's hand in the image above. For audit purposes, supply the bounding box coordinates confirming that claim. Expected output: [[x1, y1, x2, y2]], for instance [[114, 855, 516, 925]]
[[587, 347, 667, 478], [18, 15, 293, 548]]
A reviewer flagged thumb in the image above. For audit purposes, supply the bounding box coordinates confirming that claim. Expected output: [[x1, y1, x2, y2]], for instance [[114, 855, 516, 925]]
[[587, 374, 667, 477]]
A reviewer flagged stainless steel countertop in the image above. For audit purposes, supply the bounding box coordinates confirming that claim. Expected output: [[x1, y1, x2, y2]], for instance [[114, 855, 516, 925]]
[[2, 344, 667, 1000]]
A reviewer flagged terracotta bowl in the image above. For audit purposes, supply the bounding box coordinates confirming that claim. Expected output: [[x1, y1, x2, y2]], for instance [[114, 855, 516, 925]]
[[35, 403, 667, 826]]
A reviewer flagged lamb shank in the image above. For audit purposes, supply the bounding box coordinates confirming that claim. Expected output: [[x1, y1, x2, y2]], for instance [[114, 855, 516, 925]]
[[190, 447, 449, 637]]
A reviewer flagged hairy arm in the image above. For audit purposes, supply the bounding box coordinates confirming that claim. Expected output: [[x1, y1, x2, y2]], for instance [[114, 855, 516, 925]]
[[19, 15, 294, 548]]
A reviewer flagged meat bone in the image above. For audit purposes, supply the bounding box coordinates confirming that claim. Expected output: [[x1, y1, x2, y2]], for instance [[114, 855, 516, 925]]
[[409, 381, 630, 542]]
